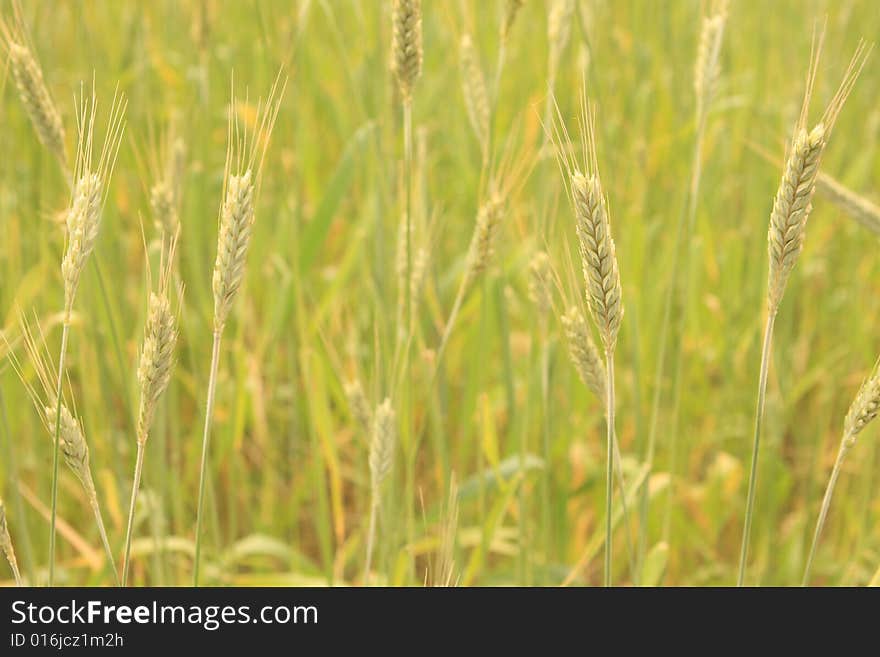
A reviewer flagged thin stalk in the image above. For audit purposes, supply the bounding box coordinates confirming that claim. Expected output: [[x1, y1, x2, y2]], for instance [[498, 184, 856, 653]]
[[637, 119, 706, 579], [8, 552, 23, 586], [802, 441, 849, 585], [539, 327, 552, 583], [48, 321, 70, 586], [93, 258, 135, 428], [399, 96, 415, 582], [604, 348, 616, 587], [193, 329, 222, 586], [121, 441, 146, 585], [493, 39, 507, 105], [364, 498, 379, 584], [738, 310, 777, 586], [435, 277, 468, 376], [84, 471, 119, 586]]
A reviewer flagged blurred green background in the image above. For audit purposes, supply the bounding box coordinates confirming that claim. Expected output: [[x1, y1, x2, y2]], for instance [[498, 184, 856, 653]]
[[0, 0, 879, 586]]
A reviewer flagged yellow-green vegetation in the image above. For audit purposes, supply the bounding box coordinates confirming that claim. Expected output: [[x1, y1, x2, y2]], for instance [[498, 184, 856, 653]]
[[0, 0, 878, 587]]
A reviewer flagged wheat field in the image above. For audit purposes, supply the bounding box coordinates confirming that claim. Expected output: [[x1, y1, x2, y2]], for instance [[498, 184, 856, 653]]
[[0, 0, 879, 587]]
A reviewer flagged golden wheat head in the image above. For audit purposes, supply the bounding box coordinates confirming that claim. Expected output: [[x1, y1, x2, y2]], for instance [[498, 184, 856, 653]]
[[391, 0, 422, 101], [212, 73, 286, 332]]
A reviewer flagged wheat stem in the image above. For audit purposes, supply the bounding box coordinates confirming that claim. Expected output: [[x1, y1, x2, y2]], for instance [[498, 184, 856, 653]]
[[364, 499, 379, 584], [47, 321, 69, 586], [121, 442, 146, 586], [193, 329, 222, 586], [83, 469, 119, 585], [604, 348, 615, 587], [802, 441, 849, 585], [738, 310, 776, 586]]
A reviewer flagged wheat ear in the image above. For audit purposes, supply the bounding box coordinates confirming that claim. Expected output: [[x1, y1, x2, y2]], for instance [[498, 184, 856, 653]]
[[7, 315, 119, 584], [0, 2, 67, 173], [344, 379, 374, 439], [364, 398, 396, 583], [193, 74, 285, 586], [494, 0, 525, 100], [149, 132, 186, 245], [0, 498, 23, 585], [549, 90, 624, 585], [122, 241, 179, 585], [738, 34, 870, 586], [803, 360, 880, 584], [48, 85, 125, 585], [391, 0, 422, 103], [460, 33, 490, 157], [543, 0, 574, 138]]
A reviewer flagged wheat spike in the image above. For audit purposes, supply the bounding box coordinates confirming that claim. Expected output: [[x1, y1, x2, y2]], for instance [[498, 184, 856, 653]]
[[694, 6, 727, 126], [464, 194, 505, 290], [7, 43, 66, 168], [391, 0, 422, 100], [61, 85, 127, 318], [344, 379, 373, 437], [547, 0, 574, 84], [803, 356, 880, 584], [150, 133, 186, 239], [136, 258, 178, 445], [150, 181, 177, 237], [549, 93, 623, 352], [369, 399, 396, 498], [0, 498, 23, 585], [212, 170, 255, 330], [528, 250, 553, 317], [571, 171, 623, 351], [766, 37, 870, 312], [560, 305, 606, 402], [844, 362, 880, 445], [211, 75, 285, 332], [501, 0, 525, 40], [766, 125, 825, 310], [5, 314, 118, 583], [44, 403, 90, 483], [460, 33, 490, 153], [1, 3, 67, 170]]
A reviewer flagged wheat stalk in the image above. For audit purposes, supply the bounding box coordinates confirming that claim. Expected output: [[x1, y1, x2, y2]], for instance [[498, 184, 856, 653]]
[[47, 85, 126, 585], [640, 2, 729, 581], [738, 33, 870, 586], [7, 315, 119, 584], [560, 304, 637, 579], [364, 398, 396, 583], [0, 2, 67, 173], [122, 241, 179, 585], [803, 360, 880, 584], [0, 498, 23, 586], [816, 173, 880, 236], [550, 91, 624, 586], [193, 74, 285, 586]]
